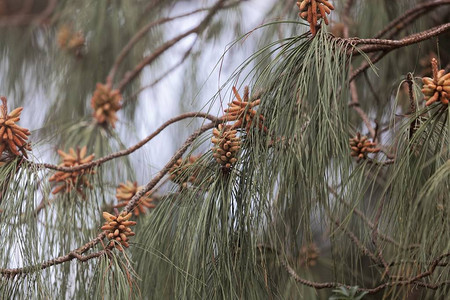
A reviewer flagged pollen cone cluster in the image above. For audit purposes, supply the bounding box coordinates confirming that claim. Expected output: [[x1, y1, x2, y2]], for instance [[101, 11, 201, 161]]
[[296, 0, 334, 36], [0, 97, 31, 158], [422, 58, 450, 106], [91, 83, 122, 128], [102, 211, 136, 251], [49, 146, 95, 195], [57, 24, 85, 56], [169, 155, 201, 188], [223, 86, 266, 132], [114, 181, 156, 216], [212, 124, 240, 171], [349, 133, 380, 161], [298, 243, 319, 267]]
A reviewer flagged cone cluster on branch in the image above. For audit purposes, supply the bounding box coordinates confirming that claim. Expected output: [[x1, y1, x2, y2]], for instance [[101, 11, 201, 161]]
[[49, 146, 95, 195], [296, 0, 334, 36], [57, 24, 85, 56], [298, 243, 319, 267], [422, 58, 450, 106], [169, 155, 201, 188], [223, 86, 266, 133], [114, 181, 156, 216], [90, 83, 122, 128], [0, 97, 31, 159], [102, 211, 136, 251], [349, 133, 380, 161], [212, 124, 240, 171]]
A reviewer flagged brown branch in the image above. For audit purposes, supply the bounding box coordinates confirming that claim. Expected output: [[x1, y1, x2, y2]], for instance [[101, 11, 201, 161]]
[[0, 0, 57, 27], [0, 233, 107, 278], [106, 5, 222, 84], [123, 41, 196, 107], [116, 0, 228, 92], [353, 23, 450, 54], [374, 0, 450, 39], [348, 23, 450, 82], [283, 252, 450, 294], [38, 112, 219, 172]]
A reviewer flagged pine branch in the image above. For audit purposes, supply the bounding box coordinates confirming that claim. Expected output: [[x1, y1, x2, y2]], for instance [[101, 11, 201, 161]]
[[37, 112, 219, 172], [374, 0, 450, 39], [0, 233, 108, 278], [283, 252, 450, 294], [116, 0, 229, 92]]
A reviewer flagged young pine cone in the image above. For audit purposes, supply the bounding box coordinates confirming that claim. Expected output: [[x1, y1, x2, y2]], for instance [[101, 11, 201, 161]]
[[91, 83, 122, 128], [0, 97, 31, 158], [298, 243, 320, 267], [169, 155, 201, 188], [349, 133, 380, 161], [422, 58, 450, 106], [102, 211, 136, 251], [114, 181, 156, 216], [223, 86, 266, 133], [212, 124, 240, 171], [49, 146, 95, 195], [296, 0, 334, 36], [57, 24, 85, 57]]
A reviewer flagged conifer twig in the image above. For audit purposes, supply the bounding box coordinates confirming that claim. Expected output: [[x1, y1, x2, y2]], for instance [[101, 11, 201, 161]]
[[116, 0, 228, 92], [38, 112, 220, 172]]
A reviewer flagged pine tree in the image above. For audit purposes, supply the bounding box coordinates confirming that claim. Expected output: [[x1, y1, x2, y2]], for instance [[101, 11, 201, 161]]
[[0, 0, 449, 299]]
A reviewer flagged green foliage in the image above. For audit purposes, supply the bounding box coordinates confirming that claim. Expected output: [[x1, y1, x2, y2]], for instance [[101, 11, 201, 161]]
[[329, 286, 368, 300]]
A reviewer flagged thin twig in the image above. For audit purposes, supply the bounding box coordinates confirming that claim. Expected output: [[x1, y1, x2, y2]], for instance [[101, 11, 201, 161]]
[[374, 0, 450, 39], [38, 112, 219, 172], [0, 233, 108, 278], [106, 5, 223, 84], [353, 23, 450, 54], [116, 0, 228, 91]]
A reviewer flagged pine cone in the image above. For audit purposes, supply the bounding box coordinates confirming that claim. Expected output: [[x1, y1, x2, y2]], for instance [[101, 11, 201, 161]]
[[114, 181, 156, 216], [349, 133, 380, 161], [49, 146, 95, 195], [422, 58, 450, 106], [211, 124, 240, 171], [57, 24, 85, 56], [90, 83, 122, 128], [169, 155, 201, 188], [298, 243, 319, 267], [101, 211, 136, 251], [296, 0, 334, 36], [223, 86, 266, 133], [0, 97, 31, 159]]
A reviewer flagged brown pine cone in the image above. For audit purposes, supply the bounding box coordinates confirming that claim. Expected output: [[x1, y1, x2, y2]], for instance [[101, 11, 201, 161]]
[[114, 181, 156, 216], [422, 58, 450, 106], [296, 0, 334, 36], [0, 97, 31, 159], [211, 124, 240, 171], [298, 243, 320, 267], [49, 146, 95, 195], [57, 24, 85, 57], [349, 133, 380, 161], [101, 211, 136, 251], [90, 83, 122, 128], [222, 86, 266, 133], [169, 155, 201, 188]]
